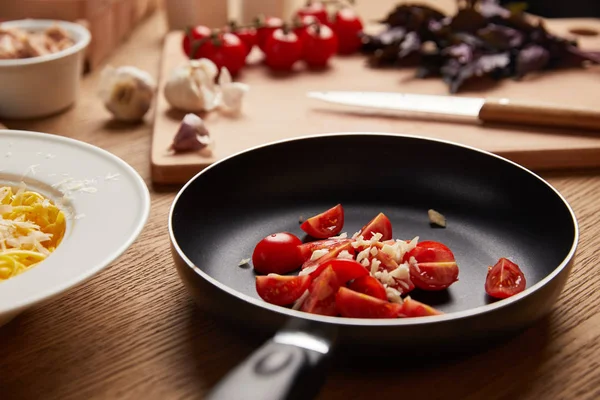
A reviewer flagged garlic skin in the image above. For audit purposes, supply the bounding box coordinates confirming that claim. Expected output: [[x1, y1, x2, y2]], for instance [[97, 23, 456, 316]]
[[99, 65, 156, 122], [164, 59, 219, 112], [217, 67, 249, 115], [170, 113, 212, 153]]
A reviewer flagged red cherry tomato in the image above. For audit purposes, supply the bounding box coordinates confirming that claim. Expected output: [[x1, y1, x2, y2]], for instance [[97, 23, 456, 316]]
[[336, 287, 402, 319], [399, 297, 443, 317], [296, 2, 328, 24], [293, 15, 319, 38], [201, 32, 247, 76], [372, 251, 415, 295], [231, 26, 257, 56], [309, 259, 368, 282], [256, 274, 312, 306], [332, 7, 364, 54], [406, 241, 459, 291], [301, 241, 355, 272], [348, 275, 387, 301], [252, 232, 302, 274], [182, 25, 212, 58], [359, 212, 392, 241], [257, 16, 284, 52], [301, 23, 338, 67], [301, 266, 341, 316], [300, 204, 344, 239], [485, 258, 526, 299], [297, 238, 352, 262], [263, 28, 303, 71]]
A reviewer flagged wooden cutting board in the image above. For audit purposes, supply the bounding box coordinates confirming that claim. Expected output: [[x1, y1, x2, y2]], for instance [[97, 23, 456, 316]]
[[151, 18, 600, 184]]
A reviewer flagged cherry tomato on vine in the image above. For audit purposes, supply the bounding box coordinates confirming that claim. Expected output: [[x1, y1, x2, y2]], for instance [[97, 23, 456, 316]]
[[230, 26, 257, 56], [263, 28, 303, 71], [202, 32, 247, 76], [182, 25, 212, 59], [301, 23, 338, 67], [256, 16, 284, 52], [332, 7, 364, 54], [296, 1, 329, 25]]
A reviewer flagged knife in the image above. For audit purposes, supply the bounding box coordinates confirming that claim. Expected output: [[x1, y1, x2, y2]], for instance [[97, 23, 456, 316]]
[[307, 91, 600, 132]]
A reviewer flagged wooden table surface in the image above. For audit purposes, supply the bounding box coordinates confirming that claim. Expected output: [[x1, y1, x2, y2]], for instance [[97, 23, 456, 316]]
[[1, 3, 600, 400]]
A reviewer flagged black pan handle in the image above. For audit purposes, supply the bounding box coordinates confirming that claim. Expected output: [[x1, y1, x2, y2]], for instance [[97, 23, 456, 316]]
[[205, 319, 338, 400]]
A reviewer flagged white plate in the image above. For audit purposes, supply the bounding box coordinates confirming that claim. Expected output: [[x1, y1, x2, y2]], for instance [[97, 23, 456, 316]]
[[0, 130, 150, 326]]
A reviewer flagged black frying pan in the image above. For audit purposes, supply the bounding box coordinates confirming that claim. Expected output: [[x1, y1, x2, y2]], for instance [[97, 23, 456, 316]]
[[169, 133, 578, 400]]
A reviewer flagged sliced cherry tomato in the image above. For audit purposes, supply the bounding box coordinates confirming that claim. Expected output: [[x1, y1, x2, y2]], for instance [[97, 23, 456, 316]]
[[182, 25, 212, 58], [263, 28, 303, 71], [485, 258, 526, 299], [301, 23, 338, 67], [296, 1, 328, 24], [300, 204, 344, 239], [297, 238, 352, 262], [252, 232, 302, 274], [256, 274, 312, 306], [230, 26, 257, 56], [202, 32, 247, 76], [406, 241, 459, 291], [359, 212, 392, 241], [399, 297, 443, 317], [332, 7, 363, 55], [301, 266, 341, 316], [256, 16, 284, 52], [348, 275, 387, 301], [301, 241, 355, 271], [311, 259, 368, 282], [336, 287, 402, 319]]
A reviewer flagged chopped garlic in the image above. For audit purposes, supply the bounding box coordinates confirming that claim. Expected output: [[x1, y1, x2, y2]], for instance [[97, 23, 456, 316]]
[[292, 289, 310, 310], [329, 232, 348, 239], [428, 209, 446, 227], [374, 270, 395, 286], [370, 258, 381, 275], [238, 258, 251, 266], [217, 66, 249, 114], [356, 247, 371, 264], [386, 287, 403, 304], [360, 258, 370, 267], [370, 247, 378, 256], [337, 250, 354, 260], [389, 263, 410, 281], [370, 232, 383, 244], [351, 231, 361, 239], [310, 248, 329, 261]]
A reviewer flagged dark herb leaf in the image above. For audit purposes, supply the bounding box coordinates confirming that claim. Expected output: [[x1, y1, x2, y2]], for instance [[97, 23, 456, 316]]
[[449, 8, 487, 33], [515, 45, 550, 77], [477, 24, 523, 50], [399, 32, 422, 58], [479, 0, 511, 18]]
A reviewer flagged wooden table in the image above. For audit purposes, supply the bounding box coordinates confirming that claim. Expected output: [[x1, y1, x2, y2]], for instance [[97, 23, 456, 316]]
[[1, 4, 599, 400]]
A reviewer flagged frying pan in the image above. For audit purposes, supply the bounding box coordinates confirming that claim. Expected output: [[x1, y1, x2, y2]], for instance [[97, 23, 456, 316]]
[[169, 133, 578, 400]]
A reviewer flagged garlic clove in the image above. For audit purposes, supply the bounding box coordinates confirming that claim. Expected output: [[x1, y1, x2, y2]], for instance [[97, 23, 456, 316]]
[[98, 65, 156, 122], [170, 113, 212, 153], [164, 60, 219, 113], [190, 58, 218, 89], [217, 67, 249, 114]]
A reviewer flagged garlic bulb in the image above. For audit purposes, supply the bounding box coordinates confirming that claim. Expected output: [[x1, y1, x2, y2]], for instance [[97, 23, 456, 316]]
[[217, 67, 249, 115], [164, 59, 219, 112], [170, 113, 211, 153], [98, 65, 156, 122]]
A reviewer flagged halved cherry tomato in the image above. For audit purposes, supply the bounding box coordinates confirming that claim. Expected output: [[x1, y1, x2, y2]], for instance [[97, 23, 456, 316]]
[[405, 241, 459, 291], [252, 232, 302, 274], [256, 274, 312, 306], [182, 25, 212, 58], [301, 266, 341, 316], [301, 241, 354, 271], [309, 259, 368, 282], [348, 275, 387, 301], [332, 7, 364, 55], [399, 297, 443, 317], [336, 287, 402, 318], [296, 1, 328, 25], [359, 212, 392, 241], [297, 238, 352, 262], [485, 258, 526, 299], [300, 204, 344, 239], [263, 28, 303, 71], [256, 16, 284, 52], [301, 23, 338, 67]]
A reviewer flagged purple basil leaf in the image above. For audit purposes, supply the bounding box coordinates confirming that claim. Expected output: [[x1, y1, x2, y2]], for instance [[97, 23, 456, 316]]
[[477, 24, 523, 50], [399, 32, 422, 58], [443, 43, 474, 63], [360, 27, 406, 53], [449, 8, 487, 33], [476, 52, 510, 75], [480, 0, 511, 18], [515, 45, 550, 77], [565, 45, 600, 65]]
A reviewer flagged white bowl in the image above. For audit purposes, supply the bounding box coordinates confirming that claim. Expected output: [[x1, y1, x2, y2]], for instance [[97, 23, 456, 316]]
[[0, 130, 151, 326], [0, 19, 91, 119]]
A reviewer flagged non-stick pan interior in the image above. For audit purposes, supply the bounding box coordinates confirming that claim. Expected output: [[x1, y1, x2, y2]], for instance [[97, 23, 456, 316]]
[[171, 134, 576, 315]]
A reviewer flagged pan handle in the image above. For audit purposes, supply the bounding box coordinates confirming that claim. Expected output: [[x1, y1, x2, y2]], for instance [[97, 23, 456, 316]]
[[205, 319, 338, 400]]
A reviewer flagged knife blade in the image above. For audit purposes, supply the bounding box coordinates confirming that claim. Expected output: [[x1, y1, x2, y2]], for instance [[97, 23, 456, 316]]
[[307, 91, 600, 132]]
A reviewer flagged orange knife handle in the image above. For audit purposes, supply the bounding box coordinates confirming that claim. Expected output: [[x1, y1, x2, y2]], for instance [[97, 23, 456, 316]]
[[478, 98, 600, 132]]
